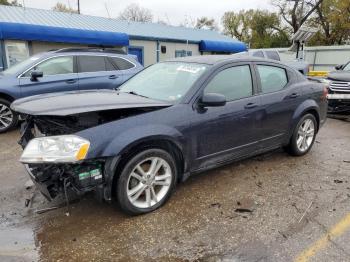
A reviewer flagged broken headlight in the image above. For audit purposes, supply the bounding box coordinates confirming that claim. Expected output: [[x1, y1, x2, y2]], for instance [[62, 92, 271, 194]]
[[20, 135, 90, 164]]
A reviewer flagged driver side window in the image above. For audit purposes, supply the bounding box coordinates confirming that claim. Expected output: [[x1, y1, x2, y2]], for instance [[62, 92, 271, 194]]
[[23, 56, 74, 77], [204, 65, 253, 101]]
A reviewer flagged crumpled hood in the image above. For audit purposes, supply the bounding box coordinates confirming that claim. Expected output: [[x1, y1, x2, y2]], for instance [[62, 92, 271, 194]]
[[327, 71, 350, 82], [11, 89, 172, 116]]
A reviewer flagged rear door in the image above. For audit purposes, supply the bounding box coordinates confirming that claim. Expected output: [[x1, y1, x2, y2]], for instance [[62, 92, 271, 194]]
[[254, 63, 301, 148], [19, 55, 79, 96], [77, 55, 124, 90]]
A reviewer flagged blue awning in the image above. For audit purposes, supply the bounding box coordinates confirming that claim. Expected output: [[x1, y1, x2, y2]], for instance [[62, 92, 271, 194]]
[[199, 40, 247, 53], [0, 22, 129, 46]]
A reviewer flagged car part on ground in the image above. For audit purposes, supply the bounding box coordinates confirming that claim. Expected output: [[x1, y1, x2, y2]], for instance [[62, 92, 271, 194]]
[[13, 55, 327, 215]]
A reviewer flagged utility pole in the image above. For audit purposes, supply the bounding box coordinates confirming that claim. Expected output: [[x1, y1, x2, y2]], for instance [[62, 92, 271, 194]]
[[77, 0, 80, 14]]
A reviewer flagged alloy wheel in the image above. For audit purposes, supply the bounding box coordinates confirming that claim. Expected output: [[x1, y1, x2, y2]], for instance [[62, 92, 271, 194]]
[[0, 103, 13, 131], [296, 118, 315, 152], [126, 156, 172, 209]]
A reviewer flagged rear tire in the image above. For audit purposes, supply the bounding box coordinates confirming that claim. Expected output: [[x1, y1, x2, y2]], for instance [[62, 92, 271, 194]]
[[286, 113, 317, 156], [116, 148, 177, 215], [0, 98, 18, 133]]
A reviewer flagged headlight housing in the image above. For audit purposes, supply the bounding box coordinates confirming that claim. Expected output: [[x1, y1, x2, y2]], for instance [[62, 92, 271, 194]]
[[20, 135, 90, 164]]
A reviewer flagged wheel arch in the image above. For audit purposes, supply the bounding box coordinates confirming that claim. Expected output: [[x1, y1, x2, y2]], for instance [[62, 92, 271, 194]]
[[0, 92, 15, 103], [109, 136, 186, 200]]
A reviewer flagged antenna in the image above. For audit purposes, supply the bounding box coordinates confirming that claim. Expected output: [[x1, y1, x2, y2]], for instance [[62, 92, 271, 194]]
[[105, 2, 111, 19]]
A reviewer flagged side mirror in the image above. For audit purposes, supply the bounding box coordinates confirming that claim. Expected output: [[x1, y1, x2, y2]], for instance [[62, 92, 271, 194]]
[[335, 64, 343, 70], [30, 71, 43, 81], [199, 93, 226, 107]]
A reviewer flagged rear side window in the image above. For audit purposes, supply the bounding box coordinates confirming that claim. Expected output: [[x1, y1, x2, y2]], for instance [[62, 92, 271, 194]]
[[265, 51, 280, 61], [204, 65, 253, 101], [78, 56, 116, 73], [111, 57, 135, 70], [257, 65, 288, 93], [252, 51, 264, 58]]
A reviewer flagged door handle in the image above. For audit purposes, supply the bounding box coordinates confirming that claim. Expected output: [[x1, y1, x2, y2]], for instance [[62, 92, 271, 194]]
[[66, 79, 77, 84], [109, 75, 119, 79], [244, 102, 258, 109], [289, 93, 299, 98]]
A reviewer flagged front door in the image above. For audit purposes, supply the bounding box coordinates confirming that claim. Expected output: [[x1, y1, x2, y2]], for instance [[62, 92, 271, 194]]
[[19, 56, 79, 97], [191, 64, 261, 170]]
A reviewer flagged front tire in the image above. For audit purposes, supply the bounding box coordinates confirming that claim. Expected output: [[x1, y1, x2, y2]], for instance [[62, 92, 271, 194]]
[[286, 113, 317, 156], [0, 98, 18, 133], [116, 149, 178, 215]]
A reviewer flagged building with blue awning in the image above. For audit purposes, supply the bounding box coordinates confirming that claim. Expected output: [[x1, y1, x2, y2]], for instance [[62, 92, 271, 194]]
[[0, 5, 247, 70]]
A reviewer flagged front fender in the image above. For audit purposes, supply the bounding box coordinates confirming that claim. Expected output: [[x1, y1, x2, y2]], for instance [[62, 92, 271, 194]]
[[102, 124, 185, 157]]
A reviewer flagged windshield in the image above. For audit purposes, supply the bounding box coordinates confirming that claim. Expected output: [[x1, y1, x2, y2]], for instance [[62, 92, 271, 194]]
[[2, 56, 41, 76], [119, 62, 208, 102], [343, 63, 350, 71]]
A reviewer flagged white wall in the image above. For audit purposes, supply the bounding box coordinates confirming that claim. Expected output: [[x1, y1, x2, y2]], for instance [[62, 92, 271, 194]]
[[267, 45, 350, 71], [159, 42, 200, 61], [129, 39, 156, 67], [31, 41, 89, 54]]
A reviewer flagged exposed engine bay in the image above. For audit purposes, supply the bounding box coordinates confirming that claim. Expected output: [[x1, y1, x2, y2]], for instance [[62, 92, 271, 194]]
[[18, 106, 166, 202]]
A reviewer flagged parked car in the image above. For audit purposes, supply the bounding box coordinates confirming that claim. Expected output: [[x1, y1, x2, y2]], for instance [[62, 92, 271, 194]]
[[13, 55, 328, 215], [0, 48, 143, 133], [247, 49, 310, 76], [323, 62, 350, 113]]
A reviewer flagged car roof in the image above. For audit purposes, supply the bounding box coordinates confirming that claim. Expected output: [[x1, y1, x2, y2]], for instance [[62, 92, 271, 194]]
[[165, 53, 284, 66]]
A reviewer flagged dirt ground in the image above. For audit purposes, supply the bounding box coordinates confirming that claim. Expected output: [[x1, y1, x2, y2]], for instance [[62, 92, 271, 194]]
[[0, 118, 350, 262]]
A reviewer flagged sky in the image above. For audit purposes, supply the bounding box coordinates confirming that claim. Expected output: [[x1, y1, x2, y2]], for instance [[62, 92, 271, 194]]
[[21, 0, 274, 26]]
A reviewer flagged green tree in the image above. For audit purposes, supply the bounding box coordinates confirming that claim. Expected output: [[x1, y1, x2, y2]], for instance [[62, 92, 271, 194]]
[[0, 0, 21, 6], [52, 2, 78, 13], [308, 0, 350, 45], [222, 9, 290, 48], [272, 0, 323, 34]]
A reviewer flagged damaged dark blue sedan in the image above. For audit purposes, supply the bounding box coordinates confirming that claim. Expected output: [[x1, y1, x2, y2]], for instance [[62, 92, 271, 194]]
[[12, 55, 328, 215]]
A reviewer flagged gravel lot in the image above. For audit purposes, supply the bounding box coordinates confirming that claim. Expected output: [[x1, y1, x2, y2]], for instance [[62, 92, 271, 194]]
[[0, 118, 349, 262]]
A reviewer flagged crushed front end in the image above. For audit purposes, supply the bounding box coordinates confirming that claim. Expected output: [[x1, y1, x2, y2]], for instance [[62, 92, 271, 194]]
[[18, 113, 116, 202]]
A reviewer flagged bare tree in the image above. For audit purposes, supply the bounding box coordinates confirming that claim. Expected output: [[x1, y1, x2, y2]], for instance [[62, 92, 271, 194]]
[[118, 3, 153, 23], [195, 17, 218, 31], [52, 2, 78, 13], [272, 0, 323, 33]]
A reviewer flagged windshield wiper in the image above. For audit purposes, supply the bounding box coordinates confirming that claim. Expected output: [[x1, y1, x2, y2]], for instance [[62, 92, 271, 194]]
[[124, 91, 149, 98]]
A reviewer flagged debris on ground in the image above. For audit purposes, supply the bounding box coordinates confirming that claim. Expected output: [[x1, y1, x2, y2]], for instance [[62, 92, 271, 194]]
[[334, 179, 343, 184], [298, 201, 313, 223], [234, 198, 256, 213], [343, 160, 350, 164], [210, 202, 221, 208]]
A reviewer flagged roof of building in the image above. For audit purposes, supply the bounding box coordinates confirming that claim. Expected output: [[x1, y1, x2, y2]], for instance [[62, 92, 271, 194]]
[[0, 5, 237, 43]]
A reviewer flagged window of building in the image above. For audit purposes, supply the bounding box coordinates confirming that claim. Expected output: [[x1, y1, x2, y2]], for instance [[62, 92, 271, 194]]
[[23, 56, 74, 77], [257, 65, 288, 93], [175, 50, 192, 58], [78, 56, 115, 72], [111, 57, 135, 70], [204, 65, 253, 101], [5, 40, 30, 68]]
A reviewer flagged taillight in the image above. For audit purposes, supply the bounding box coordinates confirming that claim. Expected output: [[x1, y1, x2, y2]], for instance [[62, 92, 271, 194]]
[[322, 86, 328, 101]]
